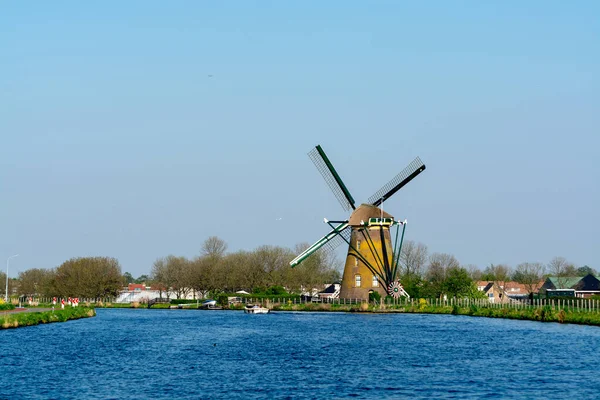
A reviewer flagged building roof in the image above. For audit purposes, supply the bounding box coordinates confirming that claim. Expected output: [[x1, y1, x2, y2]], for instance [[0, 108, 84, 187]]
[[348, 204, 393, 226], [544, 274, 600, 291], [546, 276, 585, 290], [477, 280, 544, 296], [320, 284, 338, 294], [128, 284, 146, 291]]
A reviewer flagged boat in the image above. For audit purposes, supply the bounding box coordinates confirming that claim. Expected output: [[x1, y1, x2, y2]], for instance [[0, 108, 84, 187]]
[[202, 299, 217, 307], [244, 304, 269, 314]]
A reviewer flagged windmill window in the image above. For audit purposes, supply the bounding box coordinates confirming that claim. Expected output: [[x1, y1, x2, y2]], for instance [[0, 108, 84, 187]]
[[355, 275, 361, 287], [354, 257, 358, 267], [357, 240, 361, 249], [372, 276, 379, 287]]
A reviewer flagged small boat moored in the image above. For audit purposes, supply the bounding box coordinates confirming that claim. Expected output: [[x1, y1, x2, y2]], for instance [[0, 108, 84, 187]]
[[202, 299, 217, 307], [244, 304, 269, 314]]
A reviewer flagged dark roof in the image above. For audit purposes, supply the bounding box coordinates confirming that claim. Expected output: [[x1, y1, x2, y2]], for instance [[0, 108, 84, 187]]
[[543, 274, 600, 291], [320, 284, 337, 294]]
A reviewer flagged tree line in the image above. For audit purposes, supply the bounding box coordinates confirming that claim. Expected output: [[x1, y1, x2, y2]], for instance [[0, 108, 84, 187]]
[[3, 235, 593, 300], [398, 242, 594, 299], [2, 237, 340, 299], [149, 237, 340, 299]]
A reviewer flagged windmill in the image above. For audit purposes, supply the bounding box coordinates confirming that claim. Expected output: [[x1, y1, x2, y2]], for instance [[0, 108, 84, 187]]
[[290, 145, 426, 300]]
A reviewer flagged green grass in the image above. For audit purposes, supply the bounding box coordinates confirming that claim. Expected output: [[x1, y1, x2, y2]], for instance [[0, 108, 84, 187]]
[[0, 307, 96, 329], [272, 301, 600, 326]]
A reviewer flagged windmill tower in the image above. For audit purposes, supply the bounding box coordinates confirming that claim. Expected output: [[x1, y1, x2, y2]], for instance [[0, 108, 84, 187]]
[[290, 145, 426, 300]]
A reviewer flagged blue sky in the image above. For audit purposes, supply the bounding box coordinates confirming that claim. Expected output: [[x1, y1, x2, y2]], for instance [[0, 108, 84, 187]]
[[1, 1, 598, 277]]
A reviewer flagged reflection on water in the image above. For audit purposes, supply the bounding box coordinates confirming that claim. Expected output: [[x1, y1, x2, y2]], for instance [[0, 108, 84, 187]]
[[1, 309, 599, 399]]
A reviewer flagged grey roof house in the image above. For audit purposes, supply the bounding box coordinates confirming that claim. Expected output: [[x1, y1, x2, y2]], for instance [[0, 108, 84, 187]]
[[540, 274, 600, 298]]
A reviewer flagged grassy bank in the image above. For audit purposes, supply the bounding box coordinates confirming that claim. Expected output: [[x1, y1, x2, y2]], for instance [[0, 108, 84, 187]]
[[73, 298, 600, 327], [0, 307, 96, 329], [271, 301, 600, 326]]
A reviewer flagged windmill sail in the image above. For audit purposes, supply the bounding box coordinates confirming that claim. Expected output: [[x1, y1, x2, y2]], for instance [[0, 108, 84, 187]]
[[308, 145, 356, 212], [290, 222, 349, 267], [368, 157, 425, 206], [321, 225, 351, 253]]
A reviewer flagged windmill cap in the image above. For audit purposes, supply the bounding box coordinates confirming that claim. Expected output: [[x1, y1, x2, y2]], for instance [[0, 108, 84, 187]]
[[348, 204, 393, 226]]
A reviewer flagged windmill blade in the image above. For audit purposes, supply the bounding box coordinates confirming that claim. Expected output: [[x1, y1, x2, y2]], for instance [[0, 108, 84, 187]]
[[368, 157, 426, 207], [308, 145, 356, 212], [321, 225, 351, 253], [290, 222, 349, 267]]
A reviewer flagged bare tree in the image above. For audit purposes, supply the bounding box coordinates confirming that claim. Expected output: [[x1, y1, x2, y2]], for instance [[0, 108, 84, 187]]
[[465, 264, 482, 281], [426, 253, 460, 297], [400, 240, 428, 279], [547, 256, 577, 288], [201, 236, 228, 258], [483, 264, 511, 289], [514, 262, 545, 296]]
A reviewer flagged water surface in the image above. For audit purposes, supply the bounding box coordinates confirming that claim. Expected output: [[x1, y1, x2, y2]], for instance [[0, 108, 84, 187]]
[[1, 309, 599, 399]]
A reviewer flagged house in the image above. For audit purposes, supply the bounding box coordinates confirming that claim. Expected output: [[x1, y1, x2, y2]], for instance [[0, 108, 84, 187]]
[[540, 274, 600, 298], [476, 281, 510, 304], [317, 283, 341, 300], [503, 281, 544, 300], [116, 284, 197, 303], [476, 280, 543, 303]]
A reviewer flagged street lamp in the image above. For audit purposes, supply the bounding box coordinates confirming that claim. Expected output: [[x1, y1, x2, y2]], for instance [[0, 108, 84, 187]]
[[5, 254, 19, 302]]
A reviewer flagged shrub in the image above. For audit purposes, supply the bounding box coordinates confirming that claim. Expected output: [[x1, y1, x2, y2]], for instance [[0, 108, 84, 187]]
[[217, 294, 229, 307], [541, 305, 553, 322], [557, 309, 566, 323], [0, 303, 15, 311], [265, 286, 287, 296], [369, 291, 381, 303]]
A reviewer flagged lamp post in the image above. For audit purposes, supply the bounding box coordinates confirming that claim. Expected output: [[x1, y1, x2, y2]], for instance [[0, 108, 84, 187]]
[[5, 254, 19, 302]]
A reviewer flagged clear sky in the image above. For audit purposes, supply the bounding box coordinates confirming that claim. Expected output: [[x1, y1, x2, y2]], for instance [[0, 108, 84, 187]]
[[1, 1, 598, 277]]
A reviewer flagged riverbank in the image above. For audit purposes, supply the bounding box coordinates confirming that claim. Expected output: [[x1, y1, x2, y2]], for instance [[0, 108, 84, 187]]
[[0, 307, 96, 329], [26, 299, 600, 327], [271, 301, 600, 326]]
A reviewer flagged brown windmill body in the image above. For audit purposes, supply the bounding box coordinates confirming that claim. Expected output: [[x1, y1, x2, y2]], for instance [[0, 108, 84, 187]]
[[339, 204, 393, 299]]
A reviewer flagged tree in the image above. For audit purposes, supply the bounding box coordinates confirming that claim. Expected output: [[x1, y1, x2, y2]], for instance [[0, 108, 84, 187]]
[[151, 256, 192, 299], [576, 265, 596, 276], [482, 264, 511, 289], [0, 272, 19, 299], [135, 274, 149, 284], [547, 256, 577, 288], [425, 253, 460, 298], [465, 264, 482, 281], [53, 257, 123, 298], [201, 236, 228, 258], [400, 241, 428, 280], [18, 268, 54, 297], [513, 262, 544, 296], [123, 272, 135, 284], [444, 266, 476, 298]]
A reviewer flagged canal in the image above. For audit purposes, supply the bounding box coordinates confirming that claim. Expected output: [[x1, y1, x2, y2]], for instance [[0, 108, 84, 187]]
[[1, 309, 599, 399]]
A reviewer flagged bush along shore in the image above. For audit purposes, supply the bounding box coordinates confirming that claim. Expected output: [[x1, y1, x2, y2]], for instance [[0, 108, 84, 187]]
[[269, 298, 600, 326], [0, 307, 96, 329]]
